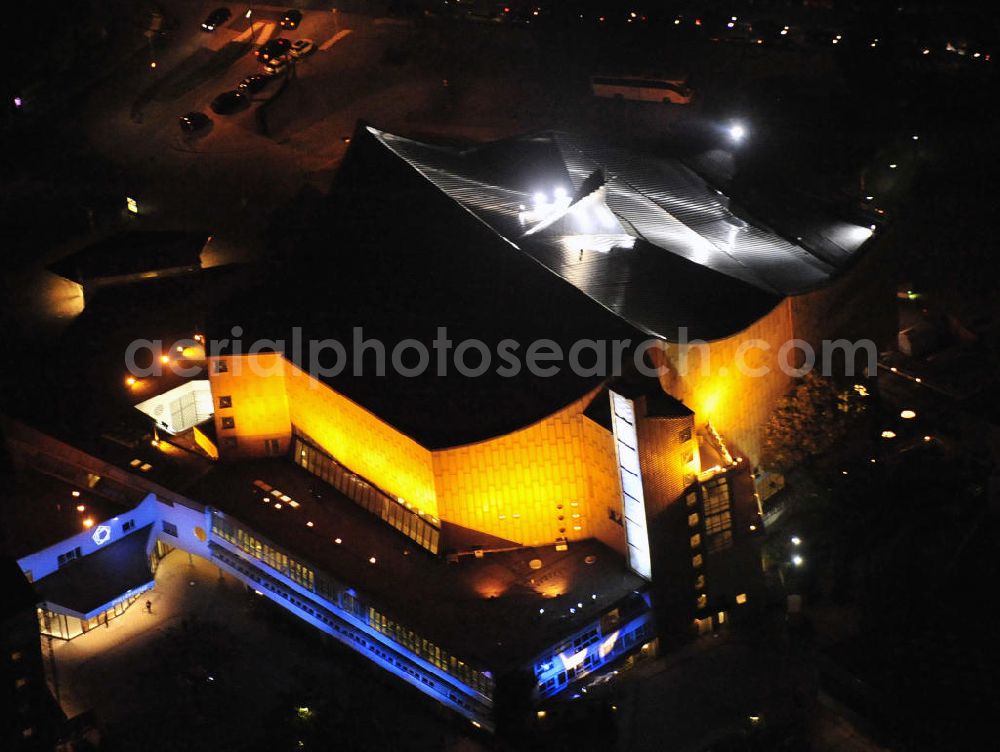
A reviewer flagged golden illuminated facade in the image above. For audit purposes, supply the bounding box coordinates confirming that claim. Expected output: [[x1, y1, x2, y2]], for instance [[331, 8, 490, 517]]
[[433, 390, 614, 548], [207, 248, 891, 560], [207, 354, 703, 556], [655, 299, 796, 465]]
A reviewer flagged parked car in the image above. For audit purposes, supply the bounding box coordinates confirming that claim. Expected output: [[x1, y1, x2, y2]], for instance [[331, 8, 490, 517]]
[[256, 37, 291, 64], [262, 58, 289, 76], [280, 9, 303, 29], [210, 90, 248, 114], [289, 38, 315, 58], [201, 7, 231, 32], [237, 74, 270, 93], [179, 112, 212, 133]]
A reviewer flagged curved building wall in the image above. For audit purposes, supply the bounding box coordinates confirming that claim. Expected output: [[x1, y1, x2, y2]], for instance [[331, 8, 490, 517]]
[[654, 299, 795, 465], [432, 390, 621, 548], [209, 357, 687, 552], [283, 363, 439, 518]]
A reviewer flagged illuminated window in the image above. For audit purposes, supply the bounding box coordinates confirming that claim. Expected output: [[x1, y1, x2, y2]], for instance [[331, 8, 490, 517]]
[[689, 533, 701, 549], [679, 427, 692, 443], [22, 728, 33, 738], [686, 492, 698, 507], [692, 554, 703, 568], [213, 360, 228, 373], [705, 511, 731, 535], [687, 512, 699, 527], [221, 417, 236, 430], [11, 650, 22, 662], [736, 593, 748, 605], [696, 593, 707, 609], [694, 574, 705, 589], [219, 395, 232, 408], [15, 677, 27, 689]]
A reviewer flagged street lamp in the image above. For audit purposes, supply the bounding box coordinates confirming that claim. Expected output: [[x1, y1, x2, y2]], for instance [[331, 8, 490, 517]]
[[246, 7, 261, 48], [728, 122, 747, 143]]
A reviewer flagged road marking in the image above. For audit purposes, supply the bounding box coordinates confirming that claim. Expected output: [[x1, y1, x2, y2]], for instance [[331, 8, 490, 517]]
[[256, 22, 275, 45], [233, 21, 275, 44], [319, 29, 353, 51]]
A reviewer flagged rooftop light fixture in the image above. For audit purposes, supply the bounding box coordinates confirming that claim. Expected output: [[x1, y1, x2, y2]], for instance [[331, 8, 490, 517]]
[[900, 409, 916, 419]]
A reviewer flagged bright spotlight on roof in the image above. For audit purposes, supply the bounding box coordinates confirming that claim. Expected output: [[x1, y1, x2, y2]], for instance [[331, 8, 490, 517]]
[[533, 192, 547, 206], [728, 123, 746, 143], [553, 186, 568, 200]]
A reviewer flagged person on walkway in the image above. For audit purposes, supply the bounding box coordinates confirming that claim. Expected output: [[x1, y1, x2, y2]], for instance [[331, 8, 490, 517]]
[[145, 600, 152, 614]]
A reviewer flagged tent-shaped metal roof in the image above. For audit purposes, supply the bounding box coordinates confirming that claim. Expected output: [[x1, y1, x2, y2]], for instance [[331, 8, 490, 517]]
[[369, 127, 874, 341]]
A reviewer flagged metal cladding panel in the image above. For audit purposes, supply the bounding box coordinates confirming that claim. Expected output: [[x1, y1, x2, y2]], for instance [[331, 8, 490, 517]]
[[367, 127, 872, 342]]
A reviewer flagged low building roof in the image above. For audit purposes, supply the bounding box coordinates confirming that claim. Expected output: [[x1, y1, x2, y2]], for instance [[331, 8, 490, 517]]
[[34, 524, 154, 617], [190, 459, 645, 672], [48, 231, 207, 284]]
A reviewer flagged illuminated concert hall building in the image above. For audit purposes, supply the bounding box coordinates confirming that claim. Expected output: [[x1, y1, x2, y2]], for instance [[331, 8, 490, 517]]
[[3, 126, 890, 731]]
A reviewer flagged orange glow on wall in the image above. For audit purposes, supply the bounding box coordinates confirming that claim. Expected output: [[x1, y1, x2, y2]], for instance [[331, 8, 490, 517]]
[[433, 389, 618, 548], [208, 354, 292, 456], [210, 355, 708, 552], [283, 362, 438, 517], [654, 299, 795, 463]]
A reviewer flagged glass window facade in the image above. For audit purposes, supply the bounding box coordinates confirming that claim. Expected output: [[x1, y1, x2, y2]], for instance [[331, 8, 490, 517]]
[[292, 433, 440, 554], [211, 515, 315, 591], [368, 607, 492, 697], [700, 475, 734, 554], [37, 588, 152, 640], [209, 512, 490, 699]]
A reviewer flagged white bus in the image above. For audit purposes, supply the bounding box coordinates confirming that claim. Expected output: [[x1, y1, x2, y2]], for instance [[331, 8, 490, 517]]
[[590, 74, 694, 104]]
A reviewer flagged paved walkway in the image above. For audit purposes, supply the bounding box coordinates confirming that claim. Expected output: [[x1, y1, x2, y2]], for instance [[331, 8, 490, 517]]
[[46, 550, 246, 718], [44, 549, 470, 751]]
